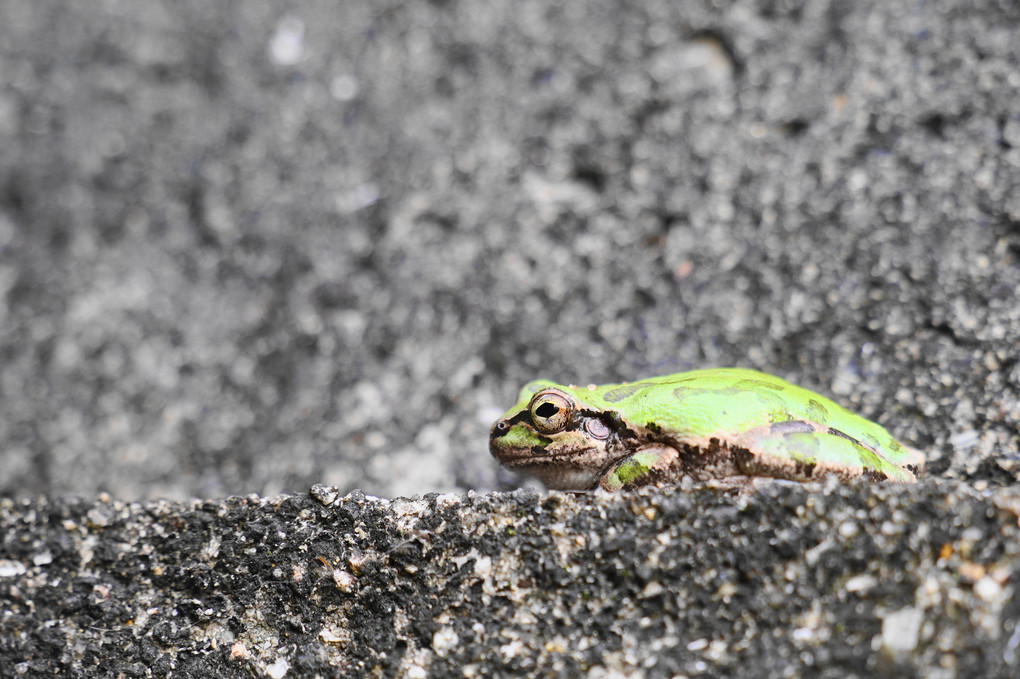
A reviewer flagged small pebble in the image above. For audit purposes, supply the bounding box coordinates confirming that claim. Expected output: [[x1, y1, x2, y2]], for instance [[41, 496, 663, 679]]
[[310, 484, 340, 506]]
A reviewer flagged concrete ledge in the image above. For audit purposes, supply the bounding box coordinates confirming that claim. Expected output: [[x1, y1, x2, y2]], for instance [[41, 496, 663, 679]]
[[3, 482, 1018, 676]]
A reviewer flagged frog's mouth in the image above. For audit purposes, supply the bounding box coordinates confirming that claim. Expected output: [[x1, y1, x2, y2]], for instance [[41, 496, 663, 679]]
[[489, 420, 621, 490], [495, 449, 606, 490]]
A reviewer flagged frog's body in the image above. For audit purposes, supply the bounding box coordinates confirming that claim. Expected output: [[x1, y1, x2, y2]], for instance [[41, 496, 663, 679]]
[[489, 368, 924, 491]]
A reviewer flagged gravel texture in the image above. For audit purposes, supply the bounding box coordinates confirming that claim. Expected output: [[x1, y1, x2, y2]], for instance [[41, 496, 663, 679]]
[[1, 0, 1019, 676]]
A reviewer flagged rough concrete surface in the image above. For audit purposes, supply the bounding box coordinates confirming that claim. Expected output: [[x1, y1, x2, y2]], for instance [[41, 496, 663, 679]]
[[4, 484, 1020, 677], [1, 0, 1019, 676]]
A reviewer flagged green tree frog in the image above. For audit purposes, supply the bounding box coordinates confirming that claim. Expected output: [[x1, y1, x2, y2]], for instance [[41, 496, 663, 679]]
[[489, 368, 924, 491]]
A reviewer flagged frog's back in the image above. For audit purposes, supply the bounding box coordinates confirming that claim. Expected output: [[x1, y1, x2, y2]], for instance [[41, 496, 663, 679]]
[[586, 368, 913, 465]]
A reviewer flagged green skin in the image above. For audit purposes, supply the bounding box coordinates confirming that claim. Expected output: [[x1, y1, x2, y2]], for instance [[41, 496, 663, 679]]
[[489, 368, 924, 491]]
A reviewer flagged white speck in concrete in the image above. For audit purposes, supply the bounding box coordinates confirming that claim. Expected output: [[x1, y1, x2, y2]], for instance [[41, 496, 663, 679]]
[[881, 607, 924, 653], [845, 574, 878, 593], [266, 656, 289, 678], [974, 576, 1002, 603], [31, 550, 52, 566], [433, 626, 459, 657], [0, 560, 26, 577], [474, 556, 492, 578]]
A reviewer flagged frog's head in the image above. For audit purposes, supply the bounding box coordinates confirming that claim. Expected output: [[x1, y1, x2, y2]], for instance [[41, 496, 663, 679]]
[[489, 381, 626, 490]]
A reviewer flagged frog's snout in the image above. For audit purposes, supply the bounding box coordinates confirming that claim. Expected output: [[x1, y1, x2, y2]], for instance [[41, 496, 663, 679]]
[[491, 420, 510, 437]]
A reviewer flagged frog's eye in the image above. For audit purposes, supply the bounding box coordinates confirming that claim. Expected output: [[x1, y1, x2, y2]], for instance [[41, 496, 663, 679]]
[[530, 391, 573, 434]]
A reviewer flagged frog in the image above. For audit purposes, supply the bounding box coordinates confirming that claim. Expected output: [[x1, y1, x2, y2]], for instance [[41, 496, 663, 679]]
[[489, 368, 924, 491]]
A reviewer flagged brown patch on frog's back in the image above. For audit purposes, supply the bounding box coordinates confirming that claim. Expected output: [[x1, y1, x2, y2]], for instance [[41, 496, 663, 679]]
[[602, 384, 643, 403], [806, 399, 829, 422], [862, 433, 884, 452], [735, 378, 787, 392], [769, 420, 823, 435], [669, 375, 707, 384], [670, 385, 745, 402]]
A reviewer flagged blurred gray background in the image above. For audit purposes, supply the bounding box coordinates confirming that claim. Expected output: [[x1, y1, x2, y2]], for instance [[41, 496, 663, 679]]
[[1, 0, 1018, 501]]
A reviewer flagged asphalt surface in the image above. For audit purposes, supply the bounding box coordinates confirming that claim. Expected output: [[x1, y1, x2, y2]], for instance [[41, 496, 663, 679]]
[[1, 0, 1019, 676]]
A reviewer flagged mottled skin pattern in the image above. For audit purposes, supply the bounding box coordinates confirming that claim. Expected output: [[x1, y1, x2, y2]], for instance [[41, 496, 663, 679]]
[[489, 368, 924, 491]]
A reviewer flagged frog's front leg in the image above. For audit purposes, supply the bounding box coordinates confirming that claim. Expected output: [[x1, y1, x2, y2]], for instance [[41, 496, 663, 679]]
[[595, 445, 683, 491]]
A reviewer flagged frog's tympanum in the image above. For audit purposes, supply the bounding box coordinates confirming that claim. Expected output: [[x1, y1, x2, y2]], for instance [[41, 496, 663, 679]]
[[490, 368, 924, 491]]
